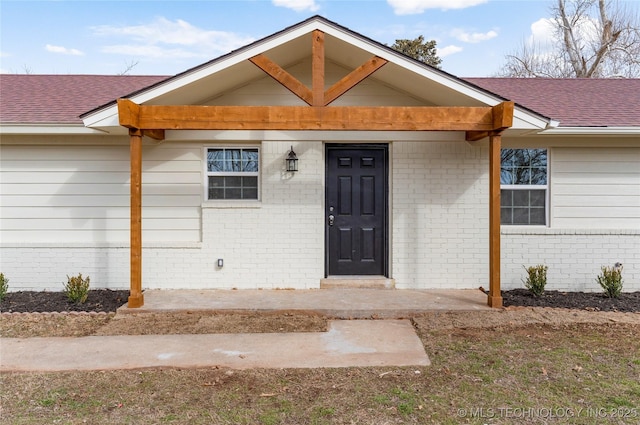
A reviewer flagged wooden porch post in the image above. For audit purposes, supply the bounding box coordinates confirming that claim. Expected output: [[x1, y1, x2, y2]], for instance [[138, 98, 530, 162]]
[[128, 129, 144, 308], [488, 133, 503, 308]]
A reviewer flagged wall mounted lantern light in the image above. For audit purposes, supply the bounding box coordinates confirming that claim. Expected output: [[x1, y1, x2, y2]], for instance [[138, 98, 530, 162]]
[[286, 146, 298, 172]]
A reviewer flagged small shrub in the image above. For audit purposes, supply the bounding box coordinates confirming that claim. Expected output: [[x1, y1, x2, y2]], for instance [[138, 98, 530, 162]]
[[597, 263, 623, 298], [0, 273, 8, 301], [522, 264, 548, 297], [64, 273, 90, 304]]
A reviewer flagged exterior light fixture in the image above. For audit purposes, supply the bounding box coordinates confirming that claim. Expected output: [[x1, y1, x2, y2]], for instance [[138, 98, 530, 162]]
[[286, 146, 298, 172]]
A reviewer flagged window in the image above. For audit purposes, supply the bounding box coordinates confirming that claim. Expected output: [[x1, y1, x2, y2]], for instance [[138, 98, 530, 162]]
[[500, 148, 547, 225], [206, 147, 259, 200]]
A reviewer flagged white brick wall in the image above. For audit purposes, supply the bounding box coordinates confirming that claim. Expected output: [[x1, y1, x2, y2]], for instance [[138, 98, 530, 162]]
[[2, 139, 638, 293], [0, 245, 130, 291], [391, 141, 640, 292], [0, 141, 324, 291], [196, 141, 324, 289], [502, 230, 640, 292], [391, 141, 490, 289]]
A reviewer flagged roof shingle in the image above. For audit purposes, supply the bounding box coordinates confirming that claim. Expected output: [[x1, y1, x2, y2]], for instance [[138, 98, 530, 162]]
[[1, 74, 639, 127], [0, 75, 166, 124], [466, 77, 640, 127]]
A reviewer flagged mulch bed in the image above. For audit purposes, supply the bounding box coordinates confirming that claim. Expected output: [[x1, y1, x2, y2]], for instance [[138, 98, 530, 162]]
[[502, 288, 640, 312], [0, 290, 129, 313], [1, 289, 639, 314]]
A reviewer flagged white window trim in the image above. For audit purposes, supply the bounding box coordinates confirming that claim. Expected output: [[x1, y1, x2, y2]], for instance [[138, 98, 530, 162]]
[[203, 145, 261, 202], [500, 148, 550, 227]]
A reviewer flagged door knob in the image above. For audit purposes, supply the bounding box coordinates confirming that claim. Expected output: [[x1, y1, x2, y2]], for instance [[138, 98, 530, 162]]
[[328, 214, 335, 226]]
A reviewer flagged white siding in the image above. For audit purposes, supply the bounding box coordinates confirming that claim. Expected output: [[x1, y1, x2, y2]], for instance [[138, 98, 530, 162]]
[[500, 146, 640, 292], [0, 139, 324, 290], [0, 138, 202, 243], [2, 136, 639, 292], [207, 59, 426, 107], [551, 147, 640, 229]]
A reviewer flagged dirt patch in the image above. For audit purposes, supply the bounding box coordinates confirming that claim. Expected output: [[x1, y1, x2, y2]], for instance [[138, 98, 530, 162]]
[[0, 311, 328, 338], [412, 307, 640, 332], [94, 311, 328, 336], [1, 288, 639, 339]]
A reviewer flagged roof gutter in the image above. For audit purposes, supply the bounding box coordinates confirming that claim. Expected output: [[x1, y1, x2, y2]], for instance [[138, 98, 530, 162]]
[[538, 126, 640, 136], [0, 123, 110, 135]]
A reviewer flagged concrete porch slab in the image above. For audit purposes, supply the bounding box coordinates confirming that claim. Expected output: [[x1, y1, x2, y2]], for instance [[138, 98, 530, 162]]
[[118, 288, 491, 318], [1, 320, 430, 372], [320, 276, 395, 289]]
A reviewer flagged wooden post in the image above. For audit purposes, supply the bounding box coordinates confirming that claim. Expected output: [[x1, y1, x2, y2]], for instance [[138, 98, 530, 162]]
[[128, 129, 144, 308], [312, 30, 325, 106], [488, 134, 503, 308]]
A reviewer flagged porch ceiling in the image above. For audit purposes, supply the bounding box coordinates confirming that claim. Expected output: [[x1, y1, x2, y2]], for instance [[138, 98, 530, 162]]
[[146, 32, 483, 109]]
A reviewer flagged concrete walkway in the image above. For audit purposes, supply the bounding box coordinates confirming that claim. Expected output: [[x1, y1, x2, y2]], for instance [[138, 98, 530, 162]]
[[1, 320, 429, 372], [1, 289, 493, 372], [118, 288, 491, 318]]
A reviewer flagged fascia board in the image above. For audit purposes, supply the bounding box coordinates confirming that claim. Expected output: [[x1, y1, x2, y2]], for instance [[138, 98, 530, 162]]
[[83, 17, 552, 132], [83, 21, 328, 128], [511, 111, 553, 130], [0, 124, 108, 135], [538, 126, 640, 135]]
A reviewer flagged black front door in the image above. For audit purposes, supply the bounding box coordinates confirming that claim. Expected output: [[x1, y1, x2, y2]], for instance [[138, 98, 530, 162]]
[[326, 145, 388, 276]]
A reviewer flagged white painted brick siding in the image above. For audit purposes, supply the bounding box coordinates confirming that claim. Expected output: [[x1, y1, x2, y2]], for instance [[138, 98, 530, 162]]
[[391, 141, 490, 289], [1, 141, 324, 291], [502, 230, 640, 292], [2, 139, 638, 292]]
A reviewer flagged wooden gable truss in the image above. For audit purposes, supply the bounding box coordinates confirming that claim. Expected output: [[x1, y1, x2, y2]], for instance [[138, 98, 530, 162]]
[[119, 30, 512, 309]]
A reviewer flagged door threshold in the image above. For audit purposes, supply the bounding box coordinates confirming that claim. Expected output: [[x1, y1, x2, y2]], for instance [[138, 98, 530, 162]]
[[320, 276, 395, 289]]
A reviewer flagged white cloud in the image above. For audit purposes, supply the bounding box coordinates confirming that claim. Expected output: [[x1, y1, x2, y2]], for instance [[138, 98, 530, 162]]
[[272, 0, 320, 12], [528, 18, 556, 48], [387, 0, 488, 15], [438, 45, 463, 57], [452, 29, 498, 43], [91, 17, 255, 60], [45, 44, 84, 56], [101, 45, 202, 59]]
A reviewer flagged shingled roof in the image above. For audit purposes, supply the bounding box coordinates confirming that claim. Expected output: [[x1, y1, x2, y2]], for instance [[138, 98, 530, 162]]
[[0, 74, 166, 124], [1, 74, 639, 127], [466, 77, 640, 127]]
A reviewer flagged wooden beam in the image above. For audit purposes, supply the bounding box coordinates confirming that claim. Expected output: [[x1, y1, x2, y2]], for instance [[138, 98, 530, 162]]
[[249, 54, 313, 106], [133, 104, 496, 131], [142, 129, 165, 141], [118, 99, 140, 129], [465, 102, 515, 141], [128, 129, 144, 308], [465, 131, 489, 142], [492, 101, 514, 131], [488, 133, 503, 308], [324, 56, 388, 106], [312, 30, 325, 106]]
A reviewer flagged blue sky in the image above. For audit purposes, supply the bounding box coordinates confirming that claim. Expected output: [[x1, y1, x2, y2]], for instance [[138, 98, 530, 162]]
[[0, 0, 620, 77]]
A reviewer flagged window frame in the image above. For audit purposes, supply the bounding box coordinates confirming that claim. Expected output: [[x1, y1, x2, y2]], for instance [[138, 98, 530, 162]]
[[500, 148, 549, 226], [203, 146, 261, 202]]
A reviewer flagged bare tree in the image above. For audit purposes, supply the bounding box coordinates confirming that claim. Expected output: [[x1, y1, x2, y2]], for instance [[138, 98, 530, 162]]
[[501, 0, 640, 78], [118, 60, 140, 76]]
